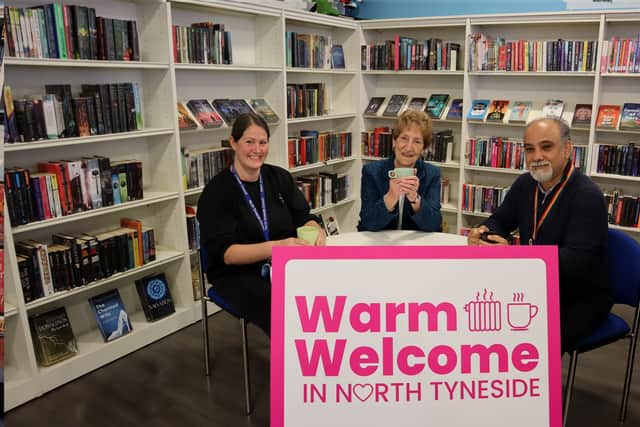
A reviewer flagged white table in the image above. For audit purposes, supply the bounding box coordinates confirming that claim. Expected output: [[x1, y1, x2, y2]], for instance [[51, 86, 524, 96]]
[[328, 230, 468, 246]]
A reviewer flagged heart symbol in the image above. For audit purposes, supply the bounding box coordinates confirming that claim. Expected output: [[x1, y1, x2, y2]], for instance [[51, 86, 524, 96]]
[[353, 384, 374, 402]]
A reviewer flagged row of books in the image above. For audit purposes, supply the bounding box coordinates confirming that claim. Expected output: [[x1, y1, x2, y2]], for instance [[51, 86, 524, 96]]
[[287, 131, 353, 168], [177, 98, 279, 130], [364, 94, 461, 120], [4, 82, 144, 143], [285, 32, 344, 69], [605, 191, 640, 228], [440, 178, 451, 205], [296, 173, 351, 210], [468, 35, 598, 72], [461, 183, 509, 215], [360, 37, 461, 71], [5, 158, 143, 226], [594, 143, 639, 177], [172, 22, 232, 65], [16, 218, 155, 303], [4, 5, 139, 61], [181, 146, 233, 190], [424, 130, 455, 163], [186, 205, 200, 252], [600, 35, 640, 74], [360, 128, 455, 162], [30, 273, 174, 366], [286, 83, 330, 119]]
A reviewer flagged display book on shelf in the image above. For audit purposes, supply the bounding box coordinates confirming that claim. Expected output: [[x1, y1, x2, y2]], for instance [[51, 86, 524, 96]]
[[2, 0, 195, 411]]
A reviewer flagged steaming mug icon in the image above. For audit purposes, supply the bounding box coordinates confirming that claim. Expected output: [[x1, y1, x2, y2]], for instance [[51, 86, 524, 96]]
[[507, 302, 539, 331]]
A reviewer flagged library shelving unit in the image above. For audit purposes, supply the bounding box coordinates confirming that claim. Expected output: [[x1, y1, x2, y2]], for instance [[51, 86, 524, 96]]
[[3, 0, 194, 410]]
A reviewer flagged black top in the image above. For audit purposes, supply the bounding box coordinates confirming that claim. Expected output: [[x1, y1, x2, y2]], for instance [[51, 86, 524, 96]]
[[484, 164, 610, 305], [197, 164, 318, 283]]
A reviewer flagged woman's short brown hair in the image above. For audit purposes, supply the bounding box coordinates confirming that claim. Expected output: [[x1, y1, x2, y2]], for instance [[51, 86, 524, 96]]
[[392, 109, 433, 148]]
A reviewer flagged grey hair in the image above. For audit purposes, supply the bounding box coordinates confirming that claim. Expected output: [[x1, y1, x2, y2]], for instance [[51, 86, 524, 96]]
[[525, 117, 571, 143]]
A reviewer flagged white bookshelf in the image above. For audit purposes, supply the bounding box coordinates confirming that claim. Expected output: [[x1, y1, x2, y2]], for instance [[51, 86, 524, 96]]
[[5, 1, 640, 411]]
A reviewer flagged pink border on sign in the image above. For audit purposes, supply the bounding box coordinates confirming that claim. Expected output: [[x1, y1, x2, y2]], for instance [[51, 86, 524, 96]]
[[270, 245, 561, 427]]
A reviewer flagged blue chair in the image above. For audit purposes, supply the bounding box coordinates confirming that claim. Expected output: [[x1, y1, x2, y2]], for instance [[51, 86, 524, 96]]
[[199, 248, 252, 415], [562, 228, 640, 426]]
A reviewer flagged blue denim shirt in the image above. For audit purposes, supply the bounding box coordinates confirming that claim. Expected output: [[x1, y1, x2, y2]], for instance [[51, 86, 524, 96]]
[[357, 157, 442, 231]]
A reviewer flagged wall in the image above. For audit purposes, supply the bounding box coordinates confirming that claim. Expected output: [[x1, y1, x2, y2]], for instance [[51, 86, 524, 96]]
[[354, 0, 640, 19]]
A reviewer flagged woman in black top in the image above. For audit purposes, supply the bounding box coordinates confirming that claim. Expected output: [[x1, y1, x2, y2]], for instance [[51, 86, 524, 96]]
[[197, 113, 325, 336]]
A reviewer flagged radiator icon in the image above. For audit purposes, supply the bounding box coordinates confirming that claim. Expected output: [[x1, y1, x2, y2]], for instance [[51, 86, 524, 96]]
[[464, 289, 502, 332]]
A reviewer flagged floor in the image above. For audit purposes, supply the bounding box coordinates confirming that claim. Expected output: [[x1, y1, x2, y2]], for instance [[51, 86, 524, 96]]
[[5, 309, 639, 427]]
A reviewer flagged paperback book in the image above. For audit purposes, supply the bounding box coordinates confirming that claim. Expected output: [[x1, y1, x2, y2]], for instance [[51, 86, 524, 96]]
[[322, 214, 340, 236], [89, 289, 133, 342], [177, 102, 199, 130], [572, 104, 593, 128], [541, 99, 565, 119], [364, 97, 386, 115], [486, 100, 510, 122], [29, 307, 78, 366], [135, 272, 176, 321], [619, 103, 640, 130], [382, 94, 408, 117], [467, 99, 490, 121], [330, 45, 345, 69], [185, 99, 224, 129], [425, 94, 450, 119], [406, 97, 428, 112], [212, 99, 253, 125], [596, 105, 622, 129], [248, 98, 279, 124], [508, 101, 532, 123], [445, 99, 463, 120]]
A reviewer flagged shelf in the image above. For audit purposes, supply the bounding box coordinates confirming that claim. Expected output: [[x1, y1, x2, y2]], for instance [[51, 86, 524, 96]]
[[285, 10, 359, 29], [600, 73, 640, 78], [4, 366, 41, 411], [184, 186, 205, 197], [12, 192, 180, 235], [364, 115, 463, 125], [426, 160, 460, 169], [170, 0, 281, 17], [310, 197, 357, 214], [362, 155, 384, 161], [5, 303, 18, 318], [468, 71, 595, 77], [179, 125, 229, 135], [595, 128, 640, 135], [175, 63, 281, 72], [461, 210, 492, 218], [4, 128, 175, 152], [441, 203, 458, 214], [5, 57, 168, 69], [465, 165, 526, 175], [25, 249, 185, 311], [287, 112, 357, 124], [37, 306, 195, 392], [609, 224, 640, 233], [289, 156, 356, 173], [286, 67, 358, 75], [362, 70, 464, 76], [590, 173, 640, 182]]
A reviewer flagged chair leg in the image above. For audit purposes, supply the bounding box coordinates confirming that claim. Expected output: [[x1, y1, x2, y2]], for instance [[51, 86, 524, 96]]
[[200, 256, 211, 376], [241, 317, 252, 415], [563, 351, 579, 427], [619, 309, 640, 423]]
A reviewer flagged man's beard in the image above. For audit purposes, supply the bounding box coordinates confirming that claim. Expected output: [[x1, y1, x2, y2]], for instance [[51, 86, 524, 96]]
[[528, 161, 553, 183]]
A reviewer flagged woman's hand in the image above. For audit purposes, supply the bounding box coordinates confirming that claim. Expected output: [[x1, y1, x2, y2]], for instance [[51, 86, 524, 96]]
[[397, 176, 420, 205], [315, 228, 327, 246], [277, 237, 311, 246]]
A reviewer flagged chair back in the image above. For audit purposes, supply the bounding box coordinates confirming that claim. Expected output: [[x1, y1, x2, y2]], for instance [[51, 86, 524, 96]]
[[199, 245, 243, 318], [607, 228, 640, 308]]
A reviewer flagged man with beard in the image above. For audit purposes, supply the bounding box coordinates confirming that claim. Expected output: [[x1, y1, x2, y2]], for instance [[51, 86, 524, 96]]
[[467, 117, 611, 353]]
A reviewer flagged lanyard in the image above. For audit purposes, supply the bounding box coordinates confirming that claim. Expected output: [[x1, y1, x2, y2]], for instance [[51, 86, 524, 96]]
[[230, 165, 269, 241], [530, 163, 574, 244]]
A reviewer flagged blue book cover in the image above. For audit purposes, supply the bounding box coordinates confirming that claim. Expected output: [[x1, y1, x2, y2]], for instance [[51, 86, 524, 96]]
[[446, 98, 463, 120], [89, 289, 132, 342], [620, 103, 640, 130], [425, 94, 450, 119], [330, 45, 345, 69], [135, 272, 175, 321], [467, 99, 490, 121]]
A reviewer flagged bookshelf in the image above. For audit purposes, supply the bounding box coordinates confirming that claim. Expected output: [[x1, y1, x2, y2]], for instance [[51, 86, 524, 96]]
[[4, 0, 640, 411]]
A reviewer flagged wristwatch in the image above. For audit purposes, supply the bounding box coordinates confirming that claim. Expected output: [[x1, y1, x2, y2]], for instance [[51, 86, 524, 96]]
[[409, 195, 421, 204]]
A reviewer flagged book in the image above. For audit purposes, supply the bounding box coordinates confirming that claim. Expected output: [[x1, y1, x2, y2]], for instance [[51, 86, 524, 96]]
[[322, 213, 340, 236], [211, 98, 253, 125], [406, 97, 428, 112], [364, 97, 386, 115], [248, 98, 279, 124], [486, 100, 509, 122], [541, 99, 565, 119], [330, 44, 345, 69], [596, 105, 622, 129], [508, 101, 532, 123], [185, 99, 224, 129], [425, 94, 450, 119], [89, 289, 133, 342], [467, 99, 490, 121], [572, 104, 593, 128], [135, 272, 176, 321], [177, 102, 199, 130], [29, 307, 78, 366], [445, 99, 463, 120], [382, 94, 408, 117], [619, 103, 640, 130]]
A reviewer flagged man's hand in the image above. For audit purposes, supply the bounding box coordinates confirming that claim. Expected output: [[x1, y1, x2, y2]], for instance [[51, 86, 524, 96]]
[[468, 225, 488, 245]]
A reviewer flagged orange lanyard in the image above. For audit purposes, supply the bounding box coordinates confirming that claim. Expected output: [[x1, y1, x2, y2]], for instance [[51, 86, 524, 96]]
[[531, 163, 574, 244]]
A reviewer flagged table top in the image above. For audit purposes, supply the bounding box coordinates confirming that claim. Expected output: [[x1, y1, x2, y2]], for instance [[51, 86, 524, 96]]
[[327, 230, 468, 246]]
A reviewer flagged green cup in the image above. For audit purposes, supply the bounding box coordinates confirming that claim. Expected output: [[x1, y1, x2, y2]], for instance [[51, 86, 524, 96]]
[[388, 167, 415, 179], [297, 225, 319, 245]]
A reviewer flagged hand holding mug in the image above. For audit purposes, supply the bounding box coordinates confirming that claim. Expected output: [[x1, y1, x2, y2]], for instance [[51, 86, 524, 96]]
[[296, 226, 320, 246], [397, 175, 419, 202]]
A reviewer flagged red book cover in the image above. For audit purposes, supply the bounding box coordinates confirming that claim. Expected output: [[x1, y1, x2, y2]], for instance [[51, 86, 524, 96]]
[[596, 105, 621, 129]]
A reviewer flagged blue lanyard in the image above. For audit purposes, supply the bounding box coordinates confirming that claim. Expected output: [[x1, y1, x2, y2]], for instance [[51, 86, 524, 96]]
[[230, 165, 270, 241]]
